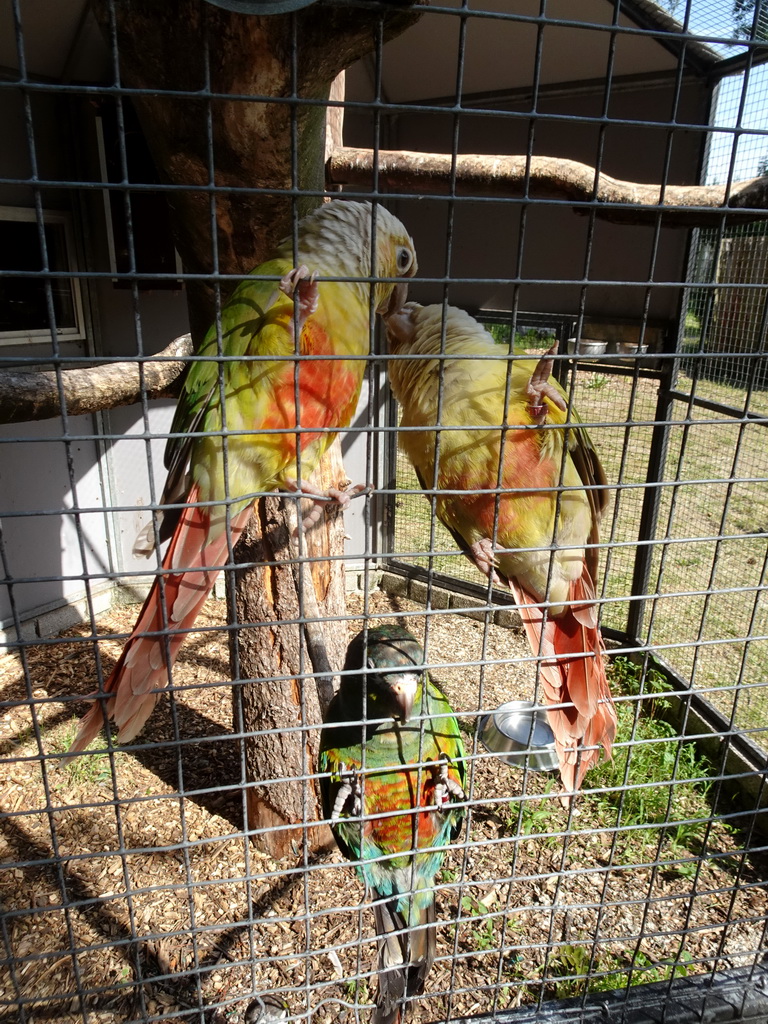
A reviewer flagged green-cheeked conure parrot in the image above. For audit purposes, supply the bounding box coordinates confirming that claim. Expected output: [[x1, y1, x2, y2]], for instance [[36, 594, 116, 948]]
[[385, 302, 616, 795], [319, 625, 466, 1024], [71, 201, 416, 751]]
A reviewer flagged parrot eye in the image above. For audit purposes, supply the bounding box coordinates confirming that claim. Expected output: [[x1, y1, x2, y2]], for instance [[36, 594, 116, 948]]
[[396, 246, 413, 274]]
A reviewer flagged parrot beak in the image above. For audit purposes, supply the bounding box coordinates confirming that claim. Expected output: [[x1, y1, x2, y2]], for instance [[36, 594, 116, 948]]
[[383, 301, 419, 349], [388, 671, 419, 723], [383, 280, 410, 318]]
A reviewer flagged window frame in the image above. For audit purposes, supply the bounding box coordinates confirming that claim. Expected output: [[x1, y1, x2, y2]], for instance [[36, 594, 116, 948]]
[[0, 205, 86, 347]]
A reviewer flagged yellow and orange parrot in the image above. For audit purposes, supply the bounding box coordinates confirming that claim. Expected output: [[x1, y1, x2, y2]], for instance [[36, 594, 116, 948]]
[[71, 200, 417, 751], [385, 302, 615, 793]]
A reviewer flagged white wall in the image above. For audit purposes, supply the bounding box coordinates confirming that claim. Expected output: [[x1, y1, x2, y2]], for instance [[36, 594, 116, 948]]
[[0, 84, 191, 638]]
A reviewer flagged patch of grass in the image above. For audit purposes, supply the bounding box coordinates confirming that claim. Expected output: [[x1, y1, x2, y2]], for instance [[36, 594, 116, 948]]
[[582, 657, 712, 870], [684, 309, 701, 340], [460, 893, 486, 917], [513, 329, 555, 353], [584, 373, 609, 391], [518, 785, 560, 841], [481, 321, 556, 352], [548, 943, 692, 998], [574, 375, 767, 737], [342, 978, 369, 1003], [460, 894, 500, 952], [471, 916, 497, 951], [50, 722, 117, 786], [607, 655, 672, 717]]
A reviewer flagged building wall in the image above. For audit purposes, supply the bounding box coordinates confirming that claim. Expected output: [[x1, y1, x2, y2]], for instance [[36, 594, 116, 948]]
[[0, 89, 190, 638], [345, 77, 710, 328], [0, 87, 117, 636]]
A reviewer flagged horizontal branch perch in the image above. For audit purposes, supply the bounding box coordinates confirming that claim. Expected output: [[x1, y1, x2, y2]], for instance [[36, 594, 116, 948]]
[[0, 334, 192, 424], [6, 148, 765, 426], [328, 148, 768, 224]]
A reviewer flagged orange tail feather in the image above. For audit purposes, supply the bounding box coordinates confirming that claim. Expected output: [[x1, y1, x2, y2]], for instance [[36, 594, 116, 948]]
[[70, 491, 252, 751], [510, 573, 616, 793]]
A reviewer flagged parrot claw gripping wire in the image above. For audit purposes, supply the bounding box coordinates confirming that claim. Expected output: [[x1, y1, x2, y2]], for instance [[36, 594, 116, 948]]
[[433, 754, 466, 809], [279, 264, 319, 327], [331, 763, 363, 821], [469, 537, 504, 586], [525, 342, 567, 423], [286, 480, 371, 533]]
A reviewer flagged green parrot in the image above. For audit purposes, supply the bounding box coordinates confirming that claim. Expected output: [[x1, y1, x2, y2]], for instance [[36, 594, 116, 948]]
[[385, 302, 615, 794], [319, 625, 466, 1024], [70, 201, 416, 751]]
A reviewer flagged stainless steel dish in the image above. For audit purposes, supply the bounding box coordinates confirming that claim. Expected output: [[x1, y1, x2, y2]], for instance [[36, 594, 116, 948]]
[[617, 341, 648, 356], [478, 700, 559, 771], [575, 338, 607, 356]]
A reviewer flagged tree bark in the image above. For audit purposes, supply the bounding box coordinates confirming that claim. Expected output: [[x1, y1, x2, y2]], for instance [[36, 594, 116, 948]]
[[231, 438, 350, 859], [92, 0, 422, 337], [328, 147, 768, 225], [89, 0, 420, 856]]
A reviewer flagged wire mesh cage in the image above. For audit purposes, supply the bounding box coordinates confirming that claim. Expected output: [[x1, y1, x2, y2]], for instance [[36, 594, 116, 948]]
[[1, 2, 768, 1024]]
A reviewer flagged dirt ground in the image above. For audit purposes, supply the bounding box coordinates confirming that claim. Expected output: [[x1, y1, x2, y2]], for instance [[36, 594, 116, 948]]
[[1, 589, 766, 1024]]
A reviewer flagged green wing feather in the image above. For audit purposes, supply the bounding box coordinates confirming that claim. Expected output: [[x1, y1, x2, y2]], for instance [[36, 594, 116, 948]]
[[165, 260, 290, 473], [518, 363, 608, 583]]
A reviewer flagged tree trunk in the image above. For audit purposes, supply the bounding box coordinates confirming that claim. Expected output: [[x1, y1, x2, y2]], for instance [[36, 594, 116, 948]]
[[231, 438, 350, 859], [92, 0, 420, 334], [91, 1, 421, 855]]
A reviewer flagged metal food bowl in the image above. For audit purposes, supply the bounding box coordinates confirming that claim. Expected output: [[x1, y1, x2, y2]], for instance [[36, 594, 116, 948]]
[[617, 341, 649, 356], [575, 338, 607, 356], [478, 700, 559, 771]]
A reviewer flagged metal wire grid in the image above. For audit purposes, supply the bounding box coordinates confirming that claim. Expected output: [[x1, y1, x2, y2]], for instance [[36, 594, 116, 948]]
[[1, 1, 768, 1023]]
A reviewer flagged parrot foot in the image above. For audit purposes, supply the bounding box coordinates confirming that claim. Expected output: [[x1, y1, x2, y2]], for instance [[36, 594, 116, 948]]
[[469, 538, 504, 586], [433, 754, 466, 809], [526, 343, 567, 423], [280, 264, 319, 328], [331, 763, 363, 821], [286, 480, 371, 533]]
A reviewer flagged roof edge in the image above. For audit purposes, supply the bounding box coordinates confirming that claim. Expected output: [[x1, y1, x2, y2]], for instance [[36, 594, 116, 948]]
[[619, 0, 724, 73]]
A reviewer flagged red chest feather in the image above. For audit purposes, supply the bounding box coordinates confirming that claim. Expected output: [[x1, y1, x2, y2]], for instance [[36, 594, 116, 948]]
[[441, 431, 556, 537], [262, 321, 361, 452], [364, 770, 446, 853]]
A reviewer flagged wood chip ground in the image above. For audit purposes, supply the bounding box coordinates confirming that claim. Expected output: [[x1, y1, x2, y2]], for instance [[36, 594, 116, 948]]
[[1, 591, 765, 1024]]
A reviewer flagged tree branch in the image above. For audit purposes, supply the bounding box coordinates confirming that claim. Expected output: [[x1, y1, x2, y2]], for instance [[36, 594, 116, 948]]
[[0, 334, 192, 425], [13, 143, 764, 425], [328, 148, 768, 224]]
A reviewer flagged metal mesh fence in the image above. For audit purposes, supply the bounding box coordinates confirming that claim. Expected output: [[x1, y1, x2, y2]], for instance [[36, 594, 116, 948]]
[[2, 2, 768, 1024]]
